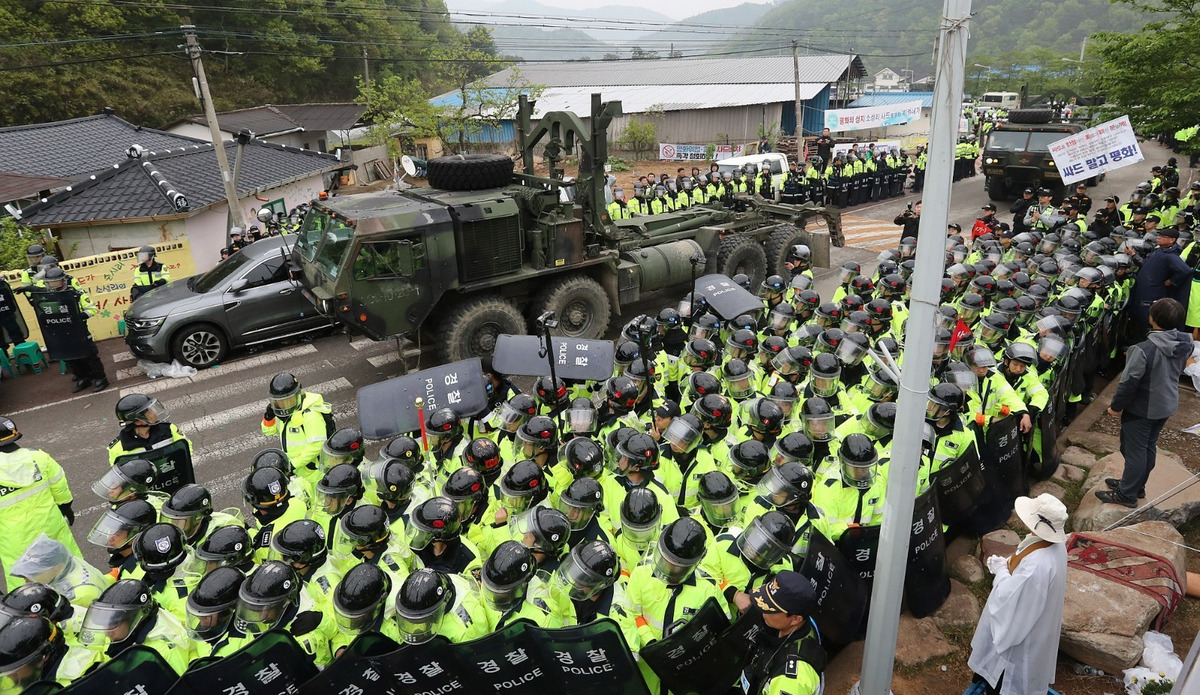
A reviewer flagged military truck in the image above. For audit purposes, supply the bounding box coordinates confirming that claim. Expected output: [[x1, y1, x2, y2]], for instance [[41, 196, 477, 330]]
[[291, 94, 843, 364], [981, 108, 1103, 201]]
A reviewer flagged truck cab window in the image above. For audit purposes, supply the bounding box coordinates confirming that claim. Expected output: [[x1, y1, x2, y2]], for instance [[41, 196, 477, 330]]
[[353, 240, 425, 280]]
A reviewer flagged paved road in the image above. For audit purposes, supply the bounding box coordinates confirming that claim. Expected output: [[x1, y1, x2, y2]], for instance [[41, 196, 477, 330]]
[[0, 141, 1173, 573]]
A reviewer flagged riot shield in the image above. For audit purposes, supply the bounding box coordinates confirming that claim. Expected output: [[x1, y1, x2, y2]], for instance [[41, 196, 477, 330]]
[[965, 414, 1026, 535], [167, 630, 317, 695], [492, 334, 616, 381], [693, 275, 764, 320], [26, 289, 92, 361], [0, 279, 28, 347], [357, 358, 487, 438], [798, 529, 868, 647], [905, 488, 951, 618], [530, 619, 650, 695], [639, 597, 740, 695], [932, 446, 985, 527], [835, 523, 881, 585], [113, 438, 194, 494], [298, 635, 456, 695], [48, 645, 176, 695]]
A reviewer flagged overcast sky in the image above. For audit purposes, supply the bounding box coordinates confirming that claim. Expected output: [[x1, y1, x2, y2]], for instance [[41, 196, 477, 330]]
[[451, 0, 773, 22]]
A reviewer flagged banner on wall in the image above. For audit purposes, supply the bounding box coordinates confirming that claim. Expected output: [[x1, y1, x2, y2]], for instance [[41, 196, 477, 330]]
[[1, 239, 195, 344], [824, 101, 924, 132], [658, 144, 745, 161]]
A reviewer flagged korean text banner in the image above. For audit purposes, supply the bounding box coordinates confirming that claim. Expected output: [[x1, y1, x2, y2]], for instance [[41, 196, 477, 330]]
[[1049, 115, 1144, 186], [658, 144, 746, 161], [823, 101, 924, 133]]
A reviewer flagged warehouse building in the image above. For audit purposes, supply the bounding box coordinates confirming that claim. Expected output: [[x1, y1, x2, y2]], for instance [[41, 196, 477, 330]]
[[431, 54, 866, 147]]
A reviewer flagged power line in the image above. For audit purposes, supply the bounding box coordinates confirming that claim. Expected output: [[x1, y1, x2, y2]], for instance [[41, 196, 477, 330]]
[[0, 29, 181, 49], [0, 50, 177, 72]]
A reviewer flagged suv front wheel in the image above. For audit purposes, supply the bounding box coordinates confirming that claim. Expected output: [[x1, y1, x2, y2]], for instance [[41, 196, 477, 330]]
[[172, 322, 229, 368]]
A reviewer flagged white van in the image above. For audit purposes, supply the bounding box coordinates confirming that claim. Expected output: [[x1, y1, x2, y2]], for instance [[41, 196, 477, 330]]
[[980, 92, 1020, 111], [715, 153, 790, 196]]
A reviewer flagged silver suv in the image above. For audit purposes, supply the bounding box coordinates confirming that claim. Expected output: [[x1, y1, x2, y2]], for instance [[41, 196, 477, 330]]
[[124, 236, 333, 368]]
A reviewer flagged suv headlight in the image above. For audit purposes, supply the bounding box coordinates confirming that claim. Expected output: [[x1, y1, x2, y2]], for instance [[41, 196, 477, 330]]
[[128, 316, 166, 332]]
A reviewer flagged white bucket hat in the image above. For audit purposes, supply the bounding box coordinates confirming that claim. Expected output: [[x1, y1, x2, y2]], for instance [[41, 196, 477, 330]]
[[1014, 493, 1069, 543]]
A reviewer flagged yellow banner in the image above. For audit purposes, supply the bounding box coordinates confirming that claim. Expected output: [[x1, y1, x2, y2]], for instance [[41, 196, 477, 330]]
[[2, 240, 196, 346]]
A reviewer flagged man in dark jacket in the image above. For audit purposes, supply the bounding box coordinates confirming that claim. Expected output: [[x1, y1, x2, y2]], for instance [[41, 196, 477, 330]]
[[1010, 187, 1035, 235], [1098, 298, 1192, 508], [893, 201, 921, 241], [1128, 228, 1192, 339]]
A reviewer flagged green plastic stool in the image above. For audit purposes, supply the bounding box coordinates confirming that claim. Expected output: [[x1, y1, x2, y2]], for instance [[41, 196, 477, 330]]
[[11, 342, 44, 375], [0, 350, 11, 378]]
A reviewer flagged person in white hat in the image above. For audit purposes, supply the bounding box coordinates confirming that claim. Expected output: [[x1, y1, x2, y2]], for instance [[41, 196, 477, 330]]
[[966, 493, 1068, 695]]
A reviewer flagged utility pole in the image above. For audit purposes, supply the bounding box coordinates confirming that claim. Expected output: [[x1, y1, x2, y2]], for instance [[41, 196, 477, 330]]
[[792, 40, 802, 140], [362, 48, 371, 88], [852, 0, 971, 694], [1079, 35, 1087, 63], [182, 24, 245, 231]]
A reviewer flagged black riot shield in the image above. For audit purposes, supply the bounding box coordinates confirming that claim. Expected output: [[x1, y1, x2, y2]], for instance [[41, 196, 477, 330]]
[[357, 358, 487, 438], [167, 630, 316, 695], [905, 488, 951, 618], [0, 279, 28, 347], [1030, 371, 1067, 480], [39, 645, 176, 695], [113, 438, 194, 494], [965, 414, 1026, 535], [492, 334, 616, 381], [27, 289, 92, 361], [639, 597, 740, 695], [932, 446, 985, 527], [834, 524, 881, 585], [529, 619, 650, 695], [798, 529, 868, 647], [693, 275, 764, 320], [298, 635, 456, 695]]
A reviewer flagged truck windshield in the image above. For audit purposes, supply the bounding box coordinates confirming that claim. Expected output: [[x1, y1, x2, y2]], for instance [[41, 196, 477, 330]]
[[297, 208, 354, 279], [985, 131, 1029, 152], [1028, 131, 1067, 152]]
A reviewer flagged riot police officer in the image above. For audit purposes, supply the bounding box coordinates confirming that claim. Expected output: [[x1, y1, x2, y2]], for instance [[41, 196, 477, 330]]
[[130, 245, 170, 301], [262, 372, 334, 482], [108, 394, 194, 493]]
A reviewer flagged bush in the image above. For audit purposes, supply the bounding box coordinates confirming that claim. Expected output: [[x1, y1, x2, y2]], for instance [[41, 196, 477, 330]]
[[607, 157, 630, 172], [0, 218, 50, 272], [1141, 680, 1174, 695]]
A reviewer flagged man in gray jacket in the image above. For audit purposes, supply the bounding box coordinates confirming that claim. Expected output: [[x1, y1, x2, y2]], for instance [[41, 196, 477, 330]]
[[1098, 298, 1193, 508]]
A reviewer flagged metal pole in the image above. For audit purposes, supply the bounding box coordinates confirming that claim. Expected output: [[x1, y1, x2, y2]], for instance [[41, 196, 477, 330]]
[[854, 0, 970, 694], [793, 40, 802, 138], [182, 25, 245, 231], [363, 48, 371, 88]]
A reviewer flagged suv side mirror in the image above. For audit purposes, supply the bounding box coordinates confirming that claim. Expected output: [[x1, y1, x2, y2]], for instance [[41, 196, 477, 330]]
[[230, 278, 249, 293]]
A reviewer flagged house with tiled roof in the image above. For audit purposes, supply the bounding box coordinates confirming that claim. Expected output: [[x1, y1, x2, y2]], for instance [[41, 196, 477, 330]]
[[164, 103, 366, 153], [13, 136, 352, 271]]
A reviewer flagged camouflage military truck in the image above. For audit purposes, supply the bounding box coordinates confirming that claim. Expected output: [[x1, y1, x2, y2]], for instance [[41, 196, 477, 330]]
[[981, 108, 1102, 201], [292, 94, 844, 364]]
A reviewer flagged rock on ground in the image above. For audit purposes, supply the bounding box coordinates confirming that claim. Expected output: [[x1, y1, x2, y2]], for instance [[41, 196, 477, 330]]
[[894, 615, 957, 666], [1051, 463, 1087, 484], [1074, 449, 1200, 531], [931, 580, 981, 632], [950, 554, 985, 585], [1061, 444, 1101, 470], [979, 529, 1019, 561], [945, 535, 976, 564], [1030, 480, 1067, 501], [1059, 521, 1187, 673], [1065, 431, 1121, 457]]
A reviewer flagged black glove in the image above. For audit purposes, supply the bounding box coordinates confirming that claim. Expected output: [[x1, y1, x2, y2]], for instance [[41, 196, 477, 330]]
[[264, 404, 275, 421], [59, 503, 75, 526]]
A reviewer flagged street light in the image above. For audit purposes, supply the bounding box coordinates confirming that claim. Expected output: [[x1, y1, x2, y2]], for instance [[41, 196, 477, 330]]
[[972, 63, 994, 96]]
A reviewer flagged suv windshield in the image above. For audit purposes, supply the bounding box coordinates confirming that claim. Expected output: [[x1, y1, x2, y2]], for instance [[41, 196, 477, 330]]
[[297, 208, 354, 279], [985, 131, 1029, 152], [192, 251, 255, 293]]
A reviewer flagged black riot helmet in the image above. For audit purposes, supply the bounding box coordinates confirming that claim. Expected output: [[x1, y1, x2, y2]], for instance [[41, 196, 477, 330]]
[[115, 393, 169, 426], [394, 569, 451, 644], [654, 518, 707, 585], [0, 583, 71, 624], [927, 382, 965, 422], [498, 460, 548, 513], [512, 506, 570, 559], [0, 417, 19, 445], [617, 432, 660, 472], [320, 427, 365, 471], [605, 376, 640, 411], [366, 459, 416, 503], [86, 498, 157, 550], [333, 563, 391, 633], [382, 436, 423, 468], [656, 307, 682, 330], [743, 398, 785, 437], [517, 415, 559, 453], [736, 512, 796, 570], [722, 359, 755, 399], [801, 397, 835, 442], [863, 402, 899, 440], [236, 561, 299, 636], [79, 579, 155, 647], [267, 372, 303, 417], [619, 488, 662, 548], [565, 397, 598, 436], [728, 439, 771, 482], [563, 437, 604, 478], [682, 338, 718, 370], [772, 431, 815, 467], [91, 457, 158, 502], [838, 433, 879, 489], [334, 505, 392, 559], [242, 467, 291, 510], [0, 616, 61, 691], [406, 497, 462, 550], [462, 437, 503, 478], [534, 376, 568, 409], [555, 477, 604, 531], [481, 541, 535, 612], [427, 408, 462, 446], [315, 464, 363, 516], [754, 461, 815, 509], [185, 567, 245, 641], [686, 371, 722, 400], [161, 484, 214, 541], [697, 471, 739, 528], [251, 448, 293, 476], [443, 467, 488, 521], [133, 523, 187, 574], [270, 519, 328, 568], [552, 541, 618, 601], [183, 525, 254, 577]]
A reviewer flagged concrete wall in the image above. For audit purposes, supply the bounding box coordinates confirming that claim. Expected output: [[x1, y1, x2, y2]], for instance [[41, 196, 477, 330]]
[[347, 145, 391, 182]]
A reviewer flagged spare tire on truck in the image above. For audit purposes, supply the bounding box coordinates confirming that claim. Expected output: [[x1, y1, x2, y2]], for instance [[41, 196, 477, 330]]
[[426, 154, 514, 191], [1006, 109, 1054, 125]]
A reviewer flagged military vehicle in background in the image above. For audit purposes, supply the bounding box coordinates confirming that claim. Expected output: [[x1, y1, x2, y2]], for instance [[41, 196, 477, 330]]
[[981, 107, 1104, 201], [291, 94, 843, 365]]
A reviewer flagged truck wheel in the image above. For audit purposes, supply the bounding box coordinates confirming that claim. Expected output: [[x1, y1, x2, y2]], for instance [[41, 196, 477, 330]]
[[1006, 109, 1053, 125], [717, 236, 768, 288], [531, 275, 611, 340], [986, 176, 1007, 201], [765, 226, 806, 277], [437, 296, 526, 363], [426, 154, 514, 191]]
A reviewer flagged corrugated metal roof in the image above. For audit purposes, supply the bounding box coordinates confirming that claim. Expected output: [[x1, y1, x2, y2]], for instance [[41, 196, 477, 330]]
[[432, 83, 826, 117], [849, 92, 934, 108], [477, 54, 864, 88]]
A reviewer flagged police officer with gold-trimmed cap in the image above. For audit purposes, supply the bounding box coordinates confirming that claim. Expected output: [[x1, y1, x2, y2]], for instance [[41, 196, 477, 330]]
[[738, 570, 826, 695]]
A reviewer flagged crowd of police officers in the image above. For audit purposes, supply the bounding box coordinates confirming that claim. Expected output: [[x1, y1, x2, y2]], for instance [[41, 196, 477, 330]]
[[0, 140, 1183, 694]]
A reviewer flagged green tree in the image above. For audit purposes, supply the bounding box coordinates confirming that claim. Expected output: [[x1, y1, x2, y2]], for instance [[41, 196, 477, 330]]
[[0, 219, 50, 272], [617, 120, 658, 159], [630, 46, 659, 60]]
